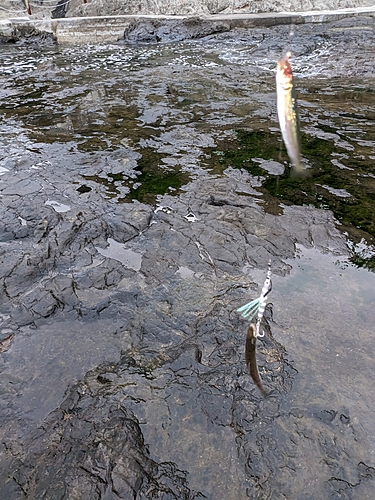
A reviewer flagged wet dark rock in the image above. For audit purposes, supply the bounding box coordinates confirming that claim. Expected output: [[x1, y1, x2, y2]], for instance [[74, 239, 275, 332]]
[[2, 312, 373, 499], [6, 389, 198, 499], [77, 184, 92, 194], [0, 168, 373, 498], [97, 371, 117, 384], [340, 413, 351, 424], [4, 255, 44, 298], [0, 334, 14, 354], [0, 26, 57, 46], [51, 0, 68, 19], [0, 161, 367, 497], [123, 18, 231, 43], [102, 203, 153, 243]]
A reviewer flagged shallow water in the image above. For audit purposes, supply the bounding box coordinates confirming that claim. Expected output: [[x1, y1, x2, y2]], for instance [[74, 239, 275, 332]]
[[273, 246, 375, 453], [1, 17, 375, 499], [1, 22, 375, 244]]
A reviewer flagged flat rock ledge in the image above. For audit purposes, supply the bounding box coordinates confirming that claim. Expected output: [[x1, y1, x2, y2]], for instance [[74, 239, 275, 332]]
[[2, 157, 372, 498]]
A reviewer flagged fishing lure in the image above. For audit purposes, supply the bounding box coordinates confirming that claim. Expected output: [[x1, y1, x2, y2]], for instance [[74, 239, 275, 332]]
[[237, 260, 272, 337], [238, 262, 273, 396]]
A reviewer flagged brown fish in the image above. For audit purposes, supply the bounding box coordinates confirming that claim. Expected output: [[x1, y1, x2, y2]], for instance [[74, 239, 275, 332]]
[[245, 324, 269, 397]]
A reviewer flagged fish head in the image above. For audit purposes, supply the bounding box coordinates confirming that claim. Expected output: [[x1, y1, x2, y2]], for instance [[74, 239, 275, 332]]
[[276, 53, 293, 88]]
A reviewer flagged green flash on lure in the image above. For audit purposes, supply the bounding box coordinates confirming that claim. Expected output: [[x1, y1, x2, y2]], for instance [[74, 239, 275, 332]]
[[237, 260, 272, 338], [276, 52, 303, 170]]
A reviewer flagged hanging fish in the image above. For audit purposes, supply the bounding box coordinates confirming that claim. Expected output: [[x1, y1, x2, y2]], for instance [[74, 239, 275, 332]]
[[237, 260, 272, 338], [276, 52, 303, 170], [238, 261, 272, 396], [245, 324, 269, 397]]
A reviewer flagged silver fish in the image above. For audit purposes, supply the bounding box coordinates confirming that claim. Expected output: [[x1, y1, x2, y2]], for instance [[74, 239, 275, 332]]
[[276, 52, 303, 170]]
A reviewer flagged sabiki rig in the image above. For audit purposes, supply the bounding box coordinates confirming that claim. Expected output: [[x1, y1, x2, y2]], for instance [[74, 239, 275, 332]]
[[237, 261, 273, 396], [237, 260, 272, 338]]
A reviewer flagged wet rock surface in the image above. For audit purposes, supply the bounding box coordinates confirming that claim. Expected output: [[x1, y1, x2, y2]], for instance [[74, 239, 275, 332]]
[[5, 323, 375, 499], [0, 25, 57, 45], [123, 18, 231, 43], [1, 16, 375, 499], [1, 165, 373, 498]]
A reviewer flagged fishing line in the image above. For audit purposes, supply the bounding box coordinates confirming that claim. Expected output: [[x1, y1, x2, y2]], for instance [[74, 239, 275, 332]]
[[284, 22, 296, 59]]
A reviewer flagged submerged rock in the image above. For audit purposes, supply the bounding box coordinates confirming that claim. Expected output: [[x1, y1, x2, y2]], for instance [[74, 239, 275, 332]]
[[0, 26, 57, 45], [2, 159, 372, 498]]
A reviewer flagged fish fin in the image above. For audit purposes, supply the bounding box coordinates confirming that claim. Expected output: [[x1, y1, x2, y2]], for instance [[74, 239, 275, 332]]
[[237, 297, 260, 320]]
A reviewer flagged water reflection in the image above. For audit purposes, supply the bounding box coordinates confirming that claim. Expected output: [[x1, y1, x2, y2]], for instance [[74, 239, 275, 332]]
[[272, 245, 375, 456]]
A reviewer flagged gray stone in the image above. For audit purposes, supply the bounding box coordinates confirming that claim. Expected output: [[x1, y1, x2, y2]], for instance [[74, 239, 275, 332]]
[[123, 18, 231, 43]]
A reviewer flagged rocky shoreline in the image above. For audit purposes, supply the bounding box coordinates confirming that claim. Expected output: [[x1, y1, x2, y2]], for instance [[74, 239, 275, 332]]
[[0, 159, 362, 498], [1, 11, 375, 499]]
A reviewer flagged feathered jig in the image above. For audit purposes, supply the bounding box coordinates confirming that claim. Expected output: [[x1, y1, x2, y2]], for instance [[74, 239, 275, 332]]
[[237, 260, 272, 337]]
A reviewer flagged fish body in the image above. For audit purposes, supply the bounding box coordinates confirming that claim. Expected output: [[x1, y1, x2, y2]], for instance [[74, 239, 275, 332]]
[[276, 53, 303, 169], [245, 324, 269, 397]]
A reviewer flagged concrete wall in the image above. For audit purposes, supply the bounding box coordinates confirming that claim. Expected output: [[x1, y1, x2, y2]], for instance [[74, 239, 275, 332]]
[[1, 1, 375, 44], [1, 0, 375, 20]]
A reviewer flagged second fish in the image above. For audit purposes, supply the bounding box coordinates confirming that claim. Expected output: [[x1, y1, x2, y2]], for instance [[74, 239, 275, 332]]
[[276, 52, 303, 170]]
